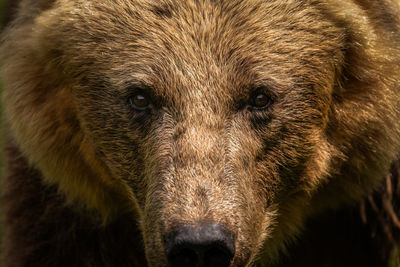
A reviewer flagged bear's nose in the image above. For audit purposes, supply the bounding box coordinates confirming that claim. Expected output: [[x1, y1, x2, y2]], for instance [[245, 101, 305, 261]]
[[165, 223, 235, 267]]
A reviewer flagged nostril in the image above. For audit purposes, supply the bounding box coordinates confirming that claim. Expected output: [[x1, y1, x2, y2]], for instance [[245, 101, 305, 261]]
[[165, 223, 235, 267], [204, 245, 233, 267], [169, 247, 198, 267]]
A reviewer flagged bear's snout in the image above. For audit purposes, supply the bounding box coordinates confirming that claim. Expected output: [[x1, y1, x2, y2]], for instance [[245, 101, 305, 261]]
[[164, 223, 235, 267]]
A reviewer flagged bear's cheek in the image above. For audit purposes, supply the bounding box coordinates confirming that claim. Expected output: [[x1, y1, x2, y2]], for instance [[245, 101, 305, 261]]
[[72, 87, 147, 167]]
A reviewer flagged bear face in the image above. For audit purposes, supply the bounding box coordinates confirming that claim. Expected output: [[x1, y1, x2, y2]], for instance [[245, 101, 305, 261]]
[[2, 0, 400, 266]]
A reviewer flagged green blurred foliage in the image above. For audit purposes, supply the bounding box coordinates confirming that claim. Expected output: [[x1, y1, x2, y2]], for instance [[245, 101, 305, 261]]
[[390, 247, 400, 267]]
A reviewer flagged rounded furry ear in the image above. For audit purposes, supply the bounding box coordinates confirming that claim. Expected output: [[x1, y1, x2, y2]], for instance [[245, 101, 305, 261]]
[[0, 0, 137, 223], [321, 0, 400, 98], [313, 0, 400, 222]]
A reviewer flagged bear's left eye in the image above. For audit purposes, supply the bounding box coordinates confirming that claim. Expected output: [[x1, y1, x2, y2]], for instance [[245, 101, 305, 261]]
[[129, 93, 151, 111], [250, 93, 273, 110]]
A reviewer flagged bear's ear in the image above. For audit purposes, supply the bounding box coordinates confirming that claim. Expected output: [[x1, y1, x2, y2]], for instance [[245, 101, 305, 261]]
[[0, 0, 138, 223], [324, 0, 400, 100], [327, 18, 377, 98], [332, 30, 375, 99]]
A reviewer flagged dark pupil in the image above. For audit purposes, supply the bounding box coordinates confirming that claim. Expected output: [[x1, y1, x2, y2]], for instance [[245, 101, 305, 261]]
[[254, 94, 270, 108], [133, 94, 148, 108]]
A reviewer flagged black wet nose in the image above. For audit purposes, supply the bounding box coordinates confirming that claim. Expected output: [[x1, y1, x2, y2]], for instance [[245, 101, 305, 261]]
[[165, 223, 235, 267]]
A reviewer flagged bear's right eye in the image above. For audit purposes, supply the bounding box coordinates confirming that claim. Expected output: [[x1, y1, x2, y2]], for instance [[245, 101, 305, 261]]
[[247, 87, 275, 111], [129, 92, 151, 111], [252, 93, 272, 109]]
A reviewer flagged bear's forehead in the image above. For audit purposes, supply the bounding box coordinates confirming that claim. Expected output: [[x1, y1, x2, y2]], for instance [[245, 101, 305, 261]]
[[55, 0, 343, 101]]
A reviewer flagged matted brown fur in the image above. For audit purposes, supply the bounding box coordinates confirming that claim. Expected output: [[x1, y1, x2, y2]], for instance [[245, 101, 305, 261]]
[[1, 0, 400, 266]]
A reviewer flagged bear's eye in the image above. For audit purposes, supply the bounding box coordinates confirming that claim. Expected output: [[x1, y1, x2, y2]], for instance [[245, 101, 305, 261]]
[[251, 93, 273, 110], [129, 93, 150, 111]]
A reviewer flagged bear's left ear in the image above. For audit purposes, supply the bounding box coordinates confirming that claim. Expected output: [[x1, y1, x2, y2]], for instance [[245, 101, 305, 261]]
[[323, 1, 399, 100], [331, 29, 399, 119], [331, 32, 376, 99], [323, 0, 400, 186]]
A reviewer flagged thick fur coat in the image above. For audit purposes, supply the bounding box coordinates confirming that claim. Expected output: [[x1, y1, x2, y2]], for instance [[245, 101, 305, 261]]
[[1, 0, 400, 266]]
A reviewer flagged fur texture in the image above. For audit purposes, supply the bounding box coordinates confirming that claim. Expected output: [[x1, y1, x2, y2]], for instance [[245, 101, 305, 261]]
[[1, 0, 400, 266]]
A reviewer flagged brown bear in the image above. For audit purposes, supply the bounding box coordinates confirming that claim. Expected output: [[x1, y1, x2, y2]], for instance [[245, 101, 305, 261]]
[[1, 0, 400, 266]]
